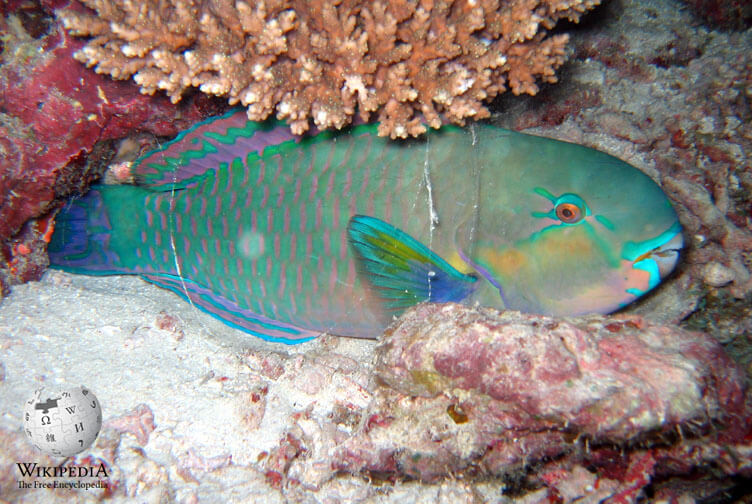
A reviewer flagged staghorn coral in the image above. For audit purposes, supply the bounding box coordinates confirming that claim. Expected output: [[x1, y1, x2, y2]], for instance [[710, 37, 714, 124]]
[[58, 0, 600, 138]]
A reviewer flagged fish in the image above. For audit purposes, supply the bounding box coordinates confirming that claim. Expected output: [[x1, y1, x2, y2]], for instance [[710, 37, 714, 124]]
[[48, 109, 683, 343]]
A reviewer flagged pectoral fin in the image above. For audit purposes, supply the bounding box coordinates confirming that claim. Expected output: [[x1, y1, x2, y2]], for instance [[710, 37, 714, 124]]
[[347, 215, 477, 311]]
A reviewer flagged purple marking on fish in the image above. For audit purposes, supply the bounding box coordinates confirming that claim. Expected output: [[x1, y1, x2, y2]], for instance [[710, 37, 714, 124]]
[[278, 263, 287, 299], [256, 161, 265, 186], [293, 178, 302, 204], [261, 185, 269, 208], [289, 233, 297, 263]]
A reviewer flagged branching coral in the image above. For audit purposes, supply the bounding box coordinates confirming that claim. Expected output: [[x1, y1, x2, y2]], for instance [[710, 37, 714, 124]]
[[59, 0, 600, 138]]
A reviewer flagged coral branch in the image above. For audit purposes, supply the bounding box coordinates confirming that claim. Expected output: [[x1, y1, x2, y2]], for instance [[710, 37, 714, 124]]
[[58, 0, 600, 137]]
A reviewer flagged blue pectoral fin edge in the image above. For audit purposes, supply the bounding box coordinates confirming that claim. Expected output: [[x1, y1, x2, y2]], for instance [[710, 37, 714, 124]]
[[346, 215, 477, 311]]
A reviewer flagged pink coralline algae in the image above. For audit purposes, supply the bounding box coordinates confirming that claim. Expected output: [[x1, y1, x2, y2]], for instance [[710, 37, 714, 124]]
[[333, 303, 752, 495], [0, 2, 207, 295]]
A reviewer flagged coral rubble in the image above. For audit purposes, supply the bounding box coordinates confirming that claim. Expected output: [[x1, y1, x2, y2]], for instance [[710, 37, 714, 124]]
[[58, 0, 600, 138], [337, 303, 752, 491]]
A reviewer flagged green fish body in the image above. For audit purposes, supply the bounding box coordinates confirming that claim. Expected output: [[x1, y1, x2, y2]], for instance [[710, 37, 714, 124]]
[[49, 110, 683, 343]]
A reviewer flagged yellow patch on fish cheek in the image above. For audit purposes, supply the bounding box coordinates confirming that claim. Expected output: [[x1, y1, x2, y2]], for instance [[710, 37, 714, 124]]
[[480, 247, 528, 275]]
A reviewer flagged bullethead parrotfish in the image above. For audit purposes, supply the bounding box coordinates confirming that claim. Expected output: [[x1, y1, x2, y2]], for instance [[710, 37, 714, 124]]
[[49, 110, 683, 343]]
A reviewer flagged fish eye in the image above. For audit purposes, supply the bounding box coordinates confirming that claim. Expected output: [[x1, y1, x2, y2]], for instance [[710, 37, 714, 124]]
[[555, 202, 583, 223]]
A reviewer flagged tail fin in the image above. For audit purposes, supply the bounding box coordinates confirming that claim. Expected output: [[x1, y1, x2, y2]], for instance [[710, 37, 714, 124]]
[[48, 186, 131, 275]]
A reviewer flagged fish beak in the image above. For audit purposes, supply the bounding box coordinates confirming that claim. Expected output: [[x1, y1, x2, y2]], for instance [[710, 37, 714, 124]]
[[633, 228, 683, 280]]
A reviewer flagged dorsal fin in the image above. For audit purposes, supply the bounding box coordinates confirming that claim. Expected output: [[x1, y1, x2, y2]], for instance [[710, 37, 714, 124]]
[[133, 109, 302, 191], [347, 215, 477, 312]]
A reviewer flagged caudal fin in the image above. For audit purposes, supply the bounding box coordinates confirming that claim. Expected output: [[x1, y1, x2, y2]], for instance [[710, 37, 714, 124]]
[[48, 187, 130, 275]]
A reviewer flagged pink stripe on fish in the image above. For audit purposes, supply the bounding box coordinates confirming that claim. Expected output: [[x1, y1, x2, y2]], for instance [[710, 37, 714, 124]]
[[255, 160, 265, 185], [333, 196, 340, 227], [175, 213, 183, 233], [342, 168, 352, 198], [278, 263, 286, 299], [296, 264, 303, 294], [199, 197, 207, 216], [339, 229, 348, 261], [196, 253, 204, 266], [251, 210, 258, 233], [367, 191, 375, 216], [274, 233, 280, 259], [358, 161, 370, 196], [266, 208, 273, 232], [183, 235, 190, 253], [306, 233, 313, 258], [283, 206, 290, 234], [209, 171, 219, 197], [299, 202, 307, 233], [272, 155, 283, 184], [224, 169, 233, 194], [328, 259, 337, 297], [293, 178, 302, 204], [191, 216, 198, 235], [145, 209, 153, 226], [241, 162, 249, 186], [244, 186, 253, 209], [259, 278, 267, 298], [183, 193, 192, 213], [222, 256, 230, 275], [207, 218, 214, 237], [155, 231, 162, 247], [136, 248, 142, 258], [325, 169, 336, 198], [201, 238, 209, 254], [228, 240, 236, 257], [162, 249, 169, 264], [347, 257, 356, 286], [323, 228, 331, 256], [222, 215, 229, 238], [276, 186, 285, 208], [160, 212, 167, 230], [214, 239, 221, 255], [308, 173, 319, 202], [261, 185, 269, 208], [140, 230, 147, 243], [236, 257, 244, 277], [288, 232, 297, 263], [265, 255, 272, 277], [315, 199, 322, 230], [229, 192, 237, 209], [148, 246, 156, 261]]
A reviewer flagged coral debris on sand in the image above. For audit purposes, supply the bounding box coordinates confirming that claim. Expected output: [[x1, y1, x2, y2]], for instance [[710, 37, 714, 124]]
[[58, 0, 601, 138], [0, 1, 208, 296], [337, 303, 751, 495]]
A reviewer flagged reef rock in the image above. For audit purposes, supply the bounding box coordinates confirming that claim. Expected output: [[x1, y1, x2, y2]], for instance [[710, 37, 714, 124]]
[[334, 303, 751, 496]]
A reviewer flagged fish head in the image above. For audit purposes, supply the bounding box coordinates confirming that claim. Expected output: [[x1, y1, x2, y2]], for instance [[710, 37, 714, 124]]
[[462, 129, 683, 316]]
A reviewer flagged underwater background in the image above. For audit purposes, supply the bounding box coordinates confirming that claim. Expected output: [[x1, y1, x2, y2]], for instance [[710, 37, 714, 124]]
[[0, 0, 751, 501]]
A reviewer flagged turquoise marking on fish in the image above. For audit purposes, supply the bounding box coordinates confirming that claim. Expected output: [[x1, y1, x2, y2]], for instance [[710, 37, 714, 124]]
[[48, 109, 683, 343]]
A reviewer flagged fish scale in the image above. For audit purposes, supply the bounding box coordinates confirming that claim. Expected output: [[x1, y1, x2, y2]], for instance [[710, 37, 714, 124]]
[[49, 110, 683, 343]]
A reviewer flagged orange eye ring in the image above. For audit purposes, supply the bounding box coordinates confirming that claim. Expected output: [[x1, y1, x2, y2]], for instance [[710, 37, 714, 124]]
[[555, 202, 583, 223]]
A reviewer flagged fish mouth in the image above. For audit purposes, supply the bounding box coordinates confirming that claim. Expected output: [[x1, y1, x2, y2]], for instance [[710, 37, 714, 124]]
[[632, 228, 684, 279], [624, 222, 683, 297]]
